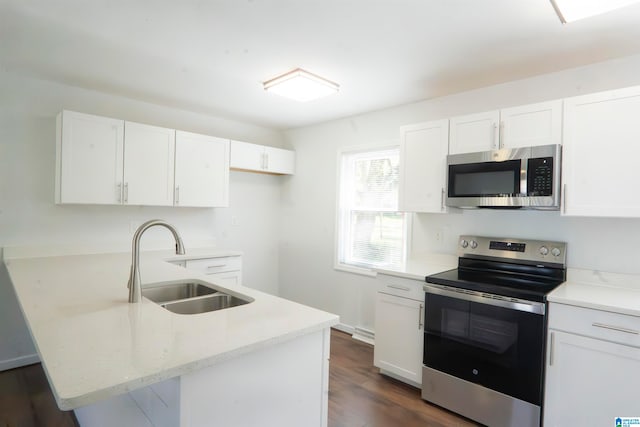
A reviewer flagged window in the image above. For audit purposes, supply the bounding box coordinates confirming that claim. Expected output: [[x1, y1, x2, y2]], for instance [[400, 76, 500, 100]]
[[336, 146, 408, 272]]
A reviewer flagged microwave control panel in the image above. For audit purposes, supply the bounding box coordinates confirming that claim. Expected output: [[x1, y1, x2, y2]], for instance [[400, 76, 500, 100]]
[[527, 157, 553, 196]]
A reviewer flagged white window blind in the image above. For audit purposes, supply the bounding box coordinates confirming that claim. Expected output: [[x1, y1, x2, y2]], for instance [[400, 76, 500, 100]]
[[337, 147, 407, 271]]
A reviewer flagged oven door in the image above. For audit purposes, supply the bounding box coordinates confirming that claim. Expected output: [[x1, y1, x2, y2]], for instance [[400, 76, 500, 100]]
[[423, 285, 545, 406]]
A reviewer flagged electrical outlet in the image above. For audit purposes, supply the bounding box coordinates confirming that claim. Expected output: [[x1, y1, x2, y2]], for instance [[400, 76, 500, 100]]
[[435, 228, 444, 242], [231, 216, 239, 226]]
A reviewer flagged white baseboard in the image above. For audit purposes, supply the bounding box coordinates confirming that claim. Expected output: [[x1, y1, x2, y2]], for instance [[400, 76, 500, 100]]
[[332, 323, 375, 345], [332, 323, 355, 335], [352, 326, 375, 345], [0, 353, 39, 371]]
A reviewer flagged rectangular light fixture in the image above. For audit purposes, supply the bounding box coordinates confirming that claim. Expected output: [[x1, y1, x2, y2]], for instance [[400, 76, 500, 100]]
[[263, 68, 339, 102], [550, 0, 640, 23]]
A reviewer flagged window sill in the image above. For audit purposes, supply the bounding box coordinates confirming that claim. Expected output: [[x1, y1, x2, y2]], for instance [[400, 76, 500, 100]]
[[334, 263, 378, 278]]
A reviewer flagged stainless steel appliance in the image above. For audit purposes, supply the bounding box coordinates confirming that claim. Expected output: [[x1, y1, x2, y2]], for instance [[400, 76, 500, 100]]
[[446, 144, 561, 209], [422, 235, 567, 427]]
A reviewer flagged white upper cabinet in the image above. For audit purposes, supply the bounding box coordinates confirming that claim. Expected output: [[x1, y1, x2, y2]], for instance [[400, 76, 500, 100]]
[[175, 131, 229, 207], [56, 110, 125, 204], [562, 86, 640, 217], [123, 121, 175, 206], [264, 146, 295, 175], [449, 100, 562, 154], [230, 140, 295, 175], [398, 119, 449, 213], [56, 110, 230, 208], [500, 100, 562, 149], [449, 110, 499, 154]]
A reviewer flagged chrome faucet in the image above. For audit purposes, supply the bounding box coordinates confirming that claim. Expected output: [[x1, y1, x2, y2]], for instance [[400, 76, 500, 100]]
[[127, 219, 185, 303]]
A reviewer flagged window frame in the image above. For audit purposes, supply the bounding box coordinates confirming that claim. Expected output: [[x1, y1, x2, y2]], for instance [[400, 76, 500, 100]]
[[334, 144, 411, 276]]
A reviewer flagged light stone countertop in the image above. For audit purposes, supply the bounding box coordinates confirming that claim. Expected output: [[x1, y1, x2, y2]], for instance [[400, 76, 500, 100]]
[[376, 253, 640, 318], [374, 252, 458, 281], [548, 268, 640, 317], [4, 250, 339, 410]]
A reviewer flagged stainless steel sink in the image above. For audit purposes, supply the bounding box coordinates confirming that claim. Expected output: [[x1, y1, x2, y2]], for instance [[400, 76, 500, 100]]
[[162, 294, 250, 315], [142, 280, 218, 304], [142, 279, 253, 314]]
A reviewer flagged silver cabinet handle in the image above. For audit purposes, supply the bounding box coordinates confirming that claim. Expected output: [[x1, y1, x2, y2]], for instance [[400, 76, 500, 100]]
[[592, 322, 639, 335], [387, 284, 410, 292], [175, 186, 180, 205], [124, 182, 129, 203], [206, 264, 227, 269], [117, 183, 122, 203], [441, 187, 445, 211], [418, 303, 424, 330], [499, 121, 505, 148], [549, 332, 555, 366], [562, 184, 567, 214]]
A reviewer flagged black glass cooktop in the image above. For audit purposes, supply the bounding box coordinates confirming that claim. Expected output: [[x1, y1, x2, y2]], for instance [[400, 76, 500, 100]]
[[425, 257, 566, 302]]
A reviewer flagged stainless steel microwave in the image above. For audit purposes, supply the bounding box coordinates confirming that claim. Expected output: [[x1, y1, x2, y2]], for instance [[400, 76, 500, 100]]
[[446, 144, 561, 209]]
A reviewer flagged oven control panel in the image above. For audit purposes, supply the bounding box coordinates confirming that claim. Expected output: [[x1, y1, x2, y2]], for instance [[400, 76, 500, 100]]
[[459, 235, 566, 266]]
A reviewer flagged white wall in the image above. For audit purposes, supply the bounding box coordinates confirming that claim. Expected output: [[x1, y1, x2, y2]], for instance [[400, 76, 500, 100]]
[[0, 71, 285, 369], [280, 53, 640, 333]]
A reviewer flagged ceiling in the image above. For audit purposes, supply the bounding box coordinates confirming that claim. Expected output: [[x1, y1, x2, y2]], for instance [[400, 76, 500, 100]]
[[2, 1, 640, 130]]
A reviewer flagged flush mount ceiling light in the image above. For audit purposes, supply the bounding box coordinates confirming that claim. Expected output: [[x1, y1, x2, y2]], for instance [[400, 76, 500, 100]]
[[263, 68, 339, 102], [550, 0, 640, 23]]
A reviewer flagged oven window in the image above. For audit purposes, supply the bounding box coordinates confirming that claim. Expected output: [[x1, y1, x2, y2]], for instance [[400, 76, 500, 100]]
[[448, 159, 521, 197], [441, 307, 518, 354], [424, 293, 544, 406]]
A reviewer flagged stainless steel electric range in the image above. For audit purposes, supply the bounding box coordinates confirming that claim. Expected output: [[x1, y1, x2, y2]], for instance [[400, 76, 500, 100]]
[[422, 235, 567, 427]]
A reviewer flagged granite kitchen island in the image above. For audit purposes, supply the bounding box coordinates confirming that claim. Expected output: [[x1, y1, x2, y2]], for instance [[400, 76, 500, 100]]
[[4, 249, 338, 427]]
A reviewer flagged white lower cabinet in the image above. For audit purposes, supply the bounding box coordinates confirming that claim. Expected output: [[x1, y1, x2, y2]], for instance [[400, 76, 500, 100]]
[[374, 274, 424, 386], [75, 329, 331, 427], [179, 255, 242, 286], [544, 303, 640, 426]]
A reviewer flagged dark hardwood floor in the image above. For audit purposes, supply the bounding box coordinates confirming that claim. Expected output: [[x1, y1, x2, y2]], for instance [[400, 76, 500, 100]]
[[0, 329, 478, 426], [329, 328, 479, 427], [0, 363, 78, 427]]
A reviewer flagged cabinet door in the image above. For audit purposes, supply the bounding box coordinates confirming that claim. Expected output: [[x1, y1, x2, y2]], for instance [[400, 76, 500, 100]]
[[123, 122, 175, 206], [562, 86, 640, 217], [265, 146, 295, 175], [56, 111, 124, 204], [500, 100, 562, 149], [398, 120, 449, 213], [207, 271, 241, 287], [544, 330, 640, 426], [230, 140, 264, 171], [373, 292, 424, 385], [175, 131, 229, 207], [449, 110, 499, 154]]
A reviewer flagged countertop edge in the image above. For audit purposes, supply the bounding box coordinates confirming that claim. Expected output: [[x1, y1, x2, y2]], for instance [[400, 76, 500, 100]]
[[548, 268, 640, 317], [56, 316, 339, 410]]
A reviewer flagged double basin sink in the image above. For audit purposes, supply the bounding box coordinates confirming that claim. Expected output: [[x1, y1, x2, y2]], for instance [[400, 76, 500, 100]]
[[142, 280, 253, 315]]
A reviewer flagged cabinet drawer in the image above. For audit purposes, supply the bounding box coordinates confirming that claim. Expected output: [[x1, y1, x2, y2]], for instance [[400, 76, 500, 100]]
[[185, 256, 241, 274], [207, 271, 241, 287], [549, 303, 640, 348], [377, 274, 424, 301]]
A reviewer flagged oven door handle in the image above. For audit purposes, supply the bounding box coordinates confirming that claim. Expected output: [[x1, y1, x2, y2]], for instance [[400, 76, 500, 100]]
[[423, 284, 545, 315]]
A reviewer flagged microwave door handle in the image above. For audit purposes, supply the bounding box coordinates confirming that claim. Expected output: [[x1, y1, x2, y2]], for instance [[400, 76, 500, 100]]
[[521, 159, 528, 196]]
